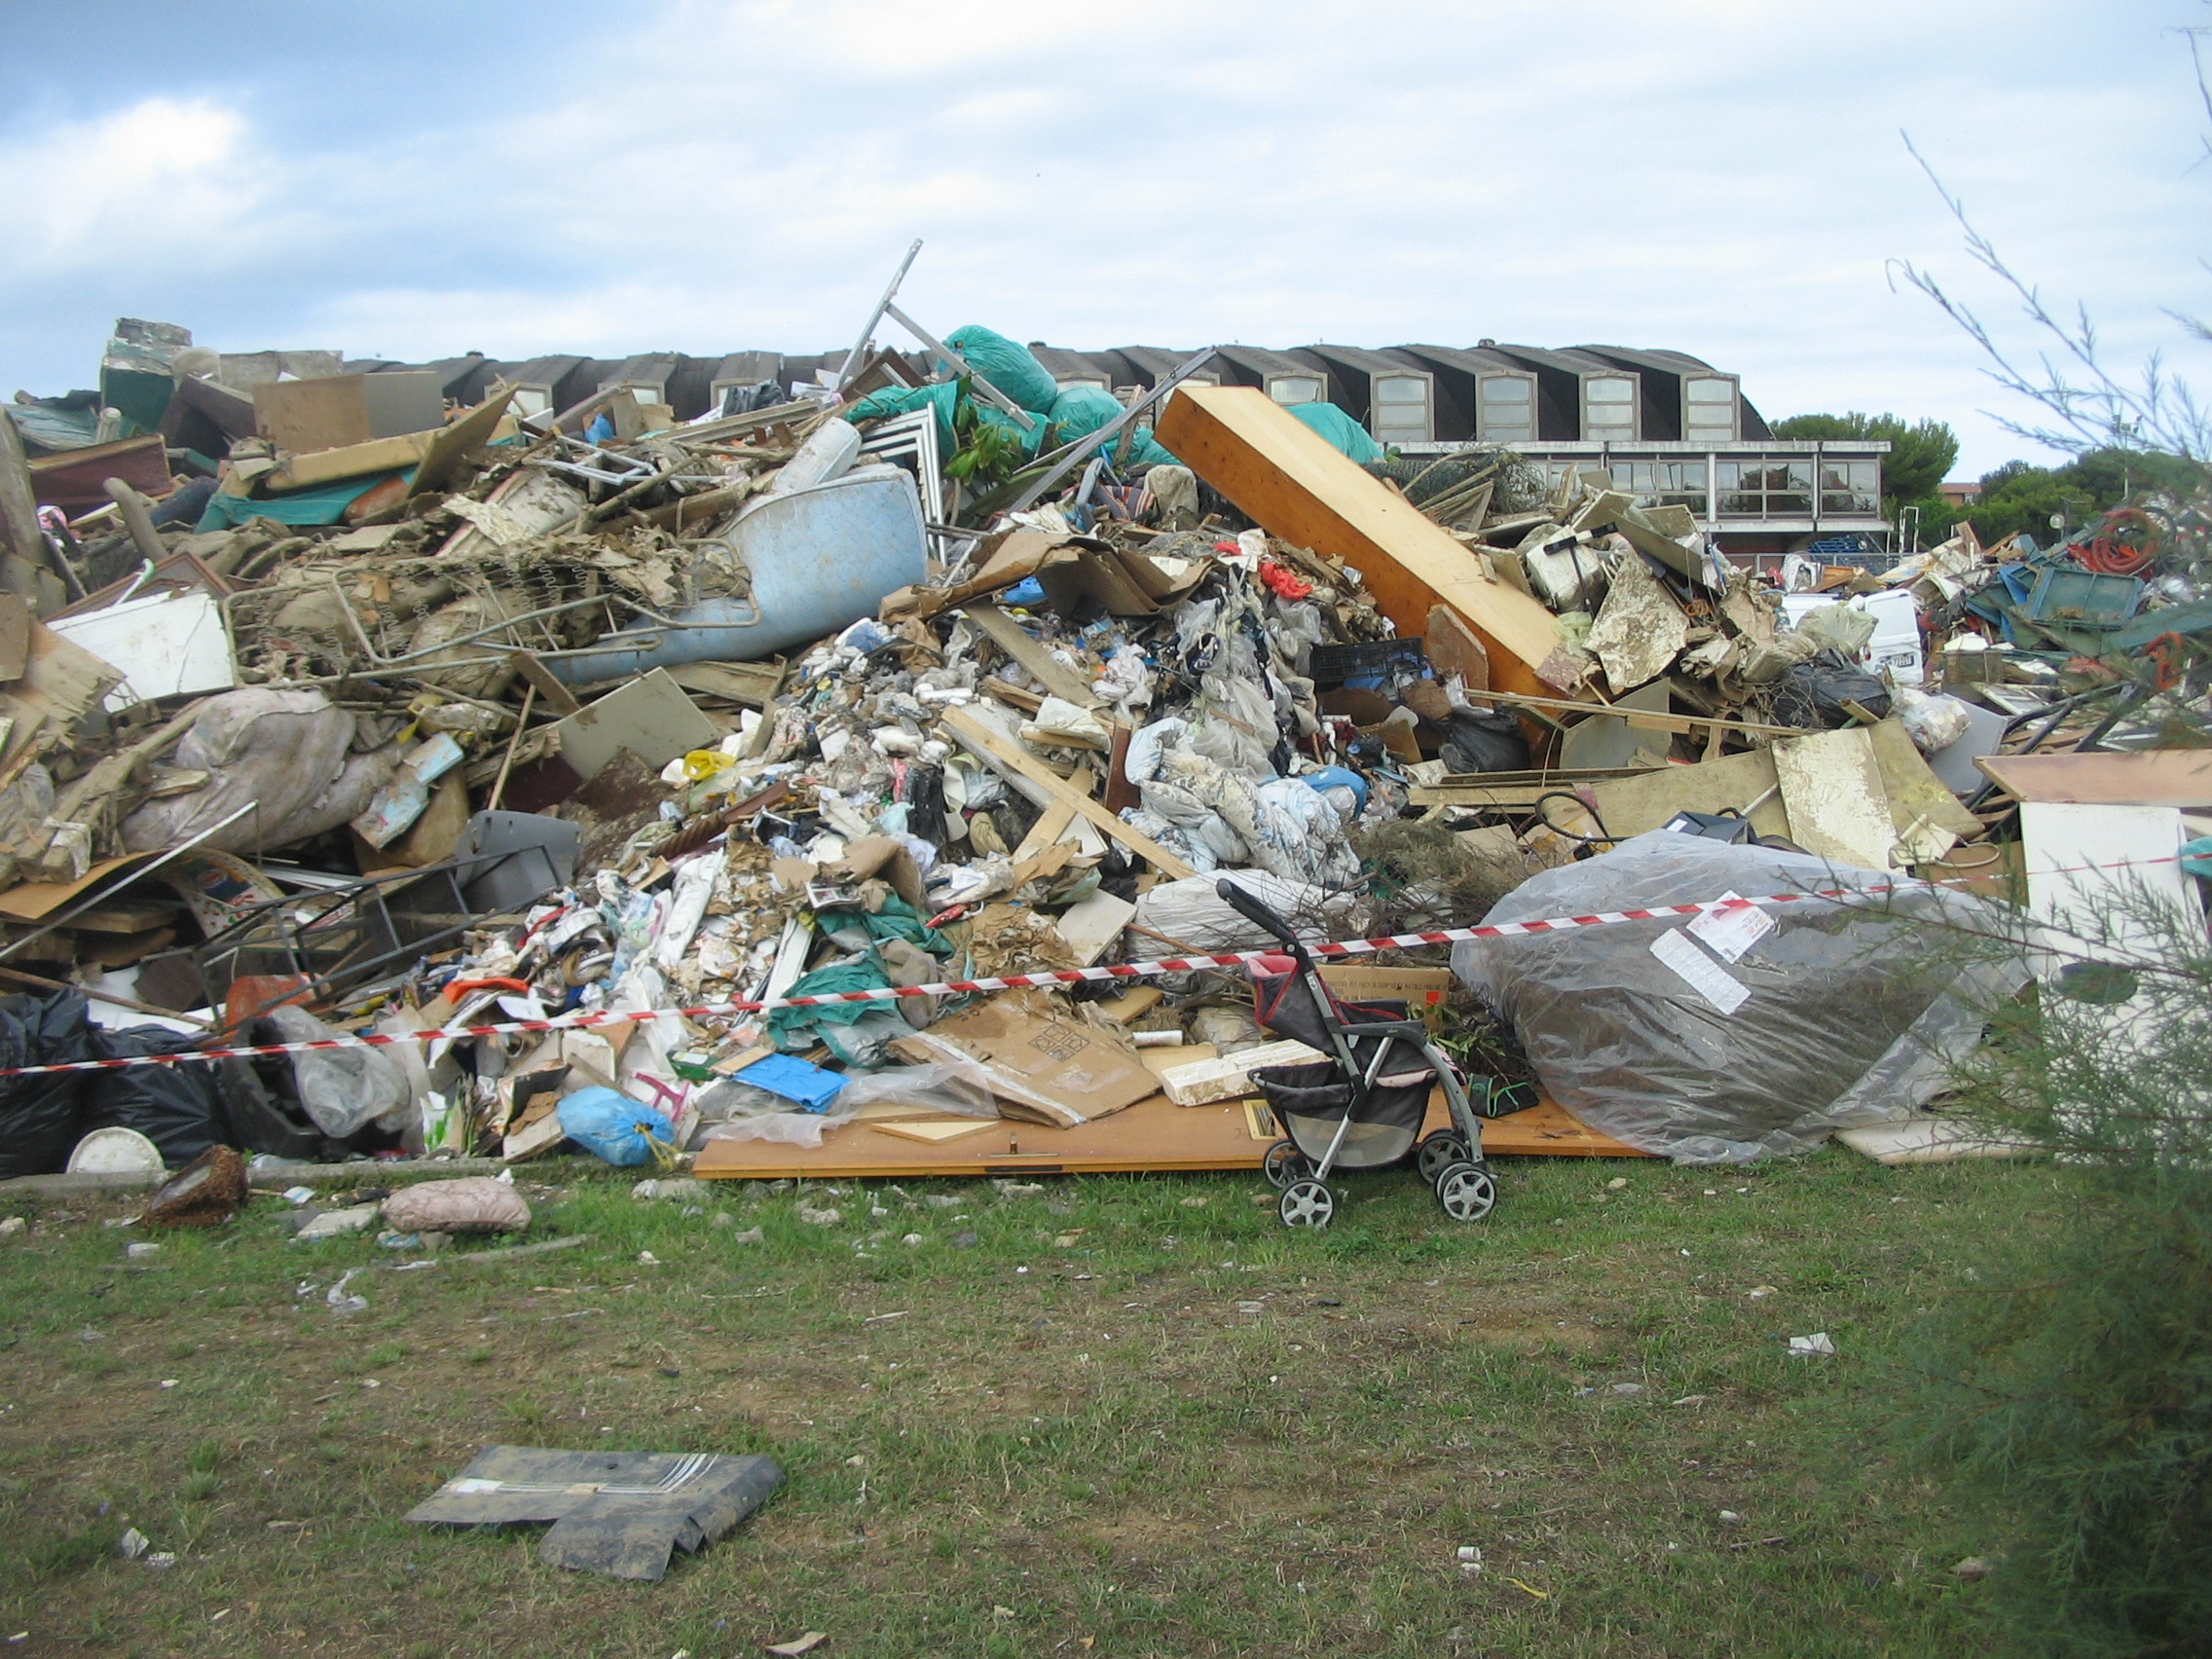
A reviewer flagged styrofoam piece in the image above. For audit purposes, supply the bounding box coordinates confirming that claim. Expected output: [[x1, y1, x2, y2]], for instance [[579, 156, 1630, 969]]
[[66, 1126, 165, 1173], [52, 589, 237, 712]]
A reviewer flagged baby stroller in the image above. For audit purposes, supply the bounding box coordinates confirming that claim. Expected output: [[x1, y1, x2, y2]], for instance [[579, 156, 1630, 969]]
[[1217, 880, 1499, 1232]]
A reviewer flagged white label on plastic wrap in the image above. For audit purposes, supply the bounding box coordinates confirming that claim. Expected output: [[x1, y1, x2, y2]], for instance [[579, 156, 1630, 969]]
[[1685, 891, 1775, 964], [1650, 928, 1751, 1015]]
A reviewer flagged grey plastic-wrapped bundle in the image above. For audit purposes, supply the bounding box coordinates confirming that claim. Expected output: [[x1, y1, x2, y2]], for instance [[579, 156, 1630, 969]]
[[1452, 832, 2026, 1163]]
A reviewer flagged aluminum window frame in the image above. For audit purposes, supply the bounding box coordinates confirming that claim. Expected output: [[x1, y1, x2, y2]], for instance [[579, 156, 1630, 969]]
[[1579, 372, 1640, 441], [1368, 370, 1434, 445], [1474, 371, 1539, 444]]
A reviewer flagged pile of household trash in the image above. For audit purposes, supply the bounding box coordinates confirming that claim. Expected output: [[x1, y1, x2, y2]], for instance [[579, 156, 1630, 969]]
[[0, 305, 2205, 1183]]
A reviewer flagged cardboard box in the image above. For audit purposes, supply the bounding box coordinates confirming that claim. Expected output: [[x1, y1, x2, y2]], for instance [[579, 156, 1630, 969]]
[[889, 990, 1158, 1128], [1317, 965, 1456, 1029], [253, 371, 444, 454]]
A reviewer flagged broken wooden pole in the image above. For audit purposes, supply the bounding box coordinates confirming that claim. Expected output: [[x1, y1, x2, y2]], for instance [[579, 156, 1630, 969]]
[[0, 412, 43, 569]]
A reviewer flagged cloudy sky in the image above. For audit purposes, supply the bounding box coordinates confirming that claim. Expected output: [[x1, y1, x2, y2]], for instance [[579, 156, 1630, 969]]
[[3, 0, 2205, 474]]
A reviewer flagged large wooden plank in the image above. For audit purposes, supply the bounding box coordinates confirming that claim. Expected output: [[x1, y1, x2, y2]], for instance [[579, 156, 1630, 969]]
[[1155, 386, 1575, 698], [694, 1088, 1646, 1180], [941, 706, 1196, 879], [1976, 749, 2212, 808]]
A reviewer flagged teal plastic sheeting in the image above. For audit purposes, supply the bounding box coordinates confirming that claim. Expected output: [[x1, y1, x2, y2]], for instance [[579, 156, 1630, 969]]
[[846, 382, 959, 452], [1289, 401, 1383, 462], [941, 326, 1058, 414], [196, 470, 405, 533], [1044, 387, 1179, 468], [1047, 384, 1124, 444]]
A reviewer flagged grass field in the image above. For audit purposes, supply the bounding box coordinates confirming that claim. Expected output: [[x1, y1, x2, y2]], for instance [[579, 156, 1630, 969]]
[[0, 1148, 2049, 1658]]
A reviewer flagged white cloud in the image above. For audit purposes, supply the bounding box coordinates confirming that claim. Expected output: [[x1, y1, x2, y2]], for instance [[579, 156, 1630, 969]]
[[3, 97, 274, 274]]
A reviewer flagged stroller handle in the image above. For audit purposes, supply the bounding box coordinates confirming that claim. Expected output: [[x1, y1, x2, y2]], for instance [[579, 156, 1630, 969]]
[[1215, 879, 1303, 951]]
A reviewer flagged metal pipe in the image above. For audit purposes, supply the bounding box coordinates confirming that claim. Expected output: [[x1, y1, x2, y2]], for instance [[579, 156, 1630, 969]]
[[103, 477, 166, 563], [835, 240, 924, 390]]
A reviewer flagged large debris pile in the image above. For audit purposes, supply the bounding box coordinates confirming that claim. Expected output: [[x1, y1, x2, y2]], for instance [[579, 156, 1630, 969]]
[[0, 304, 2204, 1184]]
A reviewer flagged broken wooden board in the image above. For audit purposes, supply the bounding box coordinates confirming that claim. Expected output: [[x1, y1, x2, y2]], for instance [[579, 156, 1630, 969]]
[[1585, 554, 1687, 693], [866, 1117, 1003, 1146], [1155, 386, 1574, 697], [0, 621, 126, 773], [407, 389, 516, 498], [551, 669, 721, 779], [697, 1093, 1276, 1179], [0, 593, 31, 683], [1585, 749, 1793, 841], [1771, 727, 1897, 870], [667, 660, 785, 710], [262, 429, 441, 493], [1408, 765, 1658, 811], [941, 705, 1196, 880], [694, 1088, 1647, 1180], [1422, 604, 1490, 692], [1974, 749, 2212, 808], [1160, 1038, 1327, 1106], [1863, 717, 1979, 857], [958, 602, 1106, 712]]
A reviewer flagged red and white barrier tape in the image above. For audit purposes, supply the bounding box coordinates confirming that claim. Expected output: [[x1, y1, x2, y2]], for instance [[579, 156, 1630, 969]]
[[2, 853, 2185, 1079]]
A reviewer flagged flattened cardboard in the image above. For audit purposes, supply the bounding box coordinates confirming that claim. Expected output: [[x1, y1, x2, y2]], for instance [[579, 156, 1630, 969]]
[[888, 990, 1157, 1127], [962, 532, 1207, 618]]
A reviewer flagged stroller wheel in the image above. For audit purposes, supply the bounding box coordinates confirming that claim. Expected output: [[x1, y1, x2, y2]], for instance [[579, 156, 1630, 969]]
[[1279, 1178, 1336, 1230], [1435, 1161, 1497, 1223], [1263, 1140, 1309, 1190], [1417, 1131, 1471, 1184]]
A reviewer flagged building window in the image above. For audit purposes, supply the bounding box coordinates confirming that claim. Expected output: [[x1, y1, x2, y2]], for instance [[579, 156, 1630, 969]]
[[1682, 376, 1738, 442], [1477, 374, 1535, 443], [1581, 375, 1637, 440], [1268, 376, 1323, 405], [1055, 376, 1110, 393], [1608, 461, 1657, 502], [1716, 460, 1815, 518], [1370, 373, 1432, 445], [510, 387, 553, 419], [1605, 459, 1710, 515], [1821, 460, 1881, 516]]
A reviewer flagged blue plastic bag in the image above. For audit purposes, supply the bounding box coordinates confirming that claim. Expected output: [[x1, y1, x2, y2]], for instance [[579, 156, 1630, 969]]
[[555, 1087, 674, 1167]]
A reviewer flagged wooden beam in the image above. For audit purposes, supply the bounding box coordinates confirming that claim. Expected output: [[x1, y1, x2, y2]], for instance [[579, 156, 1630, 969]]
[[1014, 763, 1096, 860], [941, 707, 1195, 880], [959, 602, 1105, 712], [1154, 385, 1576, 697]]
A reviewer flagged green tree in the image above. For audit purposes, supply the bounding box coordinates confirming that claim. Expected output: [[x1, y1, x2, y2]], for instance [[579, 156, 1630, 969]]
[[1962, 447, 2202, 546], [1772, 410, 1960, 529]]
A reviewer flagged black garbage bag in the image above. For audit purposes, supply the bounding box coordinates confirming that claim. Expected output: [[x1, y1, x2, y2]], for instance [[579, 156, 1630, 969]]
[[1441, 707, 1531, 774], [80, 1026, 230, 1168], [0, 990, 100, 1179], [1772, 648, 1892, 729]]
